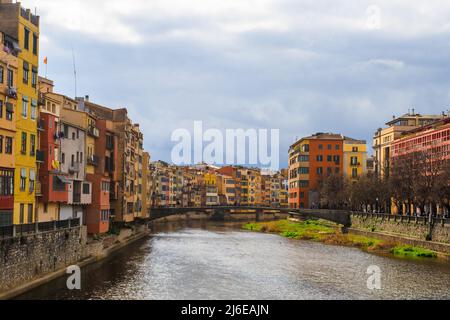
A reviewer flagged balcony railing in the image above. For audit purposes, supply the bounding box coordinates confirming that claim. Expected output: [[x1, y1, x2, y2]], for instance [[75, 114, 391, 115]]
[[87, 155, 99, 166], [88, 125, 100, 138], [69, 163, 80, 174], [0, 218, 81, 239], [6, 87, 17, 100]]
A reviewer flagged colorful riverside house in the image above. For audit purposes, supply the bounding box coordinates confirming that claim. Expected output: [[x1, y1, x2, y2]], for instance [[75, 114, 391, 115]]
[[288, 133, 344, 209], [391, 116, 450, 215], [373, 111, 444, 178], [141, 152, 152, 218], [59, 98, 93, 224], [35, 78, 69, 222], [0, 1, 40, 224], [0, 31, 18, 226], [343, 137, 368, 182]]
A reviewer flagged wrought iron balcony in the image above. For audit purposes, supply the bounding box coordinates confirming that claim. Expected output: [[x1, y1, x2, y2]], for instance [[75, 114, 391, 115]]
[[69, 163, 80, 174], [87, 155, 99, 166], [88, 125, 100, 138], [6, 87, 17, 99]]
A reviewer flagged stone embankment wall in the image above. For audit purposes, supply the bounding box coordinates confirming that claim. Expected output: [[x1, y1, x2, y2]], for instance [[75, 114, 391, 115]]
[[351, 214, 450, 244], [0, 226, 87, 293]]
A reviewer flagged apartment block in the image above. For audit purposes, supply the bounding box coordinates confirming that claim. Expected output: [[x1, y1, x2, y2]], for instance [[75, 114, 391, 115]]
[[373, 111, 444, 177], [0, 30, 18, 226], [0, 0, 40, 224]]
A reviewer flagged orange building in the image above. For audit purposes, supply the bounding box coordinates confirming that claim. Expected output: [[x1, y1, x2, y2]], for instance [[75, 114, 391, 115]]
[[288, 133, 344, 209]]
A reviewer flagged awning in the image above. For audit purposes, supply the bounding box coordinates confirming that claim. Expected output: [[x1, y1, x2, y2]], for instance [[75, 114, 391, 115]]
[[20, 168, 26, 178], [56, 175, 70, 184]]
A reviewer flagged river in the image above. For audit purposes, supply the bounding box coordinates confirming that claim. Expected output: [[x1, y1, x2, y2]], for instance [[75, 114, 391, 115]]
[[16, 221, 450, 300]]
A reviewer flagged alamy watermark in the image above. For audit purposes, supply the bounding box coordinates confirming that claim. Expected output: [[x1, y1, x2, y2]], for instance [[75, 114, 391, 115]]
[[366, 265, 381, 290], [171, 121, 280, 171], [66, 265, 81, 290]]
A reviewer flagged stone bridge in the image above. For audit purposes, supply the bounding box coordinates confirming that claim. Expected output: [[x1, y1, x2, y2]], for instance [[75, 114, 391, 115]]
[[150, 206, 352, 228]]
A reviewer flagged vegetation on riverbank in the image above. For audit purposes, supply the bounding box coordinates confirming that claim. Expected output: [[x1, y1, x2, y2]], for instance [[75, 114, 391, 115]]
[[243, 219, 438, 259]]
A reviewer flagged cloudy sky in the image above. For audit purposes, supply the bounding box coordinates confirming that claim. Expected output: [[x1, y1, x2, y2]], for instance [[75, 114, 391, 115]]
[[21, 0, 450, 168]]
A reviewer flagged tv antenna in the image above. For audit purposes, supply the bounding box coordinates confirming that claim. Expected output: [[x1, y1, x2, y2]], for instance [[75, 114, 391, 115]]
[[72, 46, 77, 98]]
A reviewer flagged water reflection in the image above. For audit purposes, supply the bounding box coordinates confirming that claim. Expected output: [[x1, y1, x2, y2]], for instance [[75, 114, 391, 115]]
[[16, 221, 450, 300]]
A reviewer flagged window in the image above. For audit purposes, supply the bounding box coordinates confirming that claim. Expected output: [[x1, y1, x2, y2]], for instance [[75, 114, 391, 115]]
[[53, 176, 66, 192], [298, 167, 309, 174], [319, 144, 323, 150], [29, 170, 35, 193], [0, 169, 14, 196], [24, 27, 30, 50], [0, 100, 2, 118], [20, 169, 26, 192], [327, 155, 332, 162], [23, 61, 29, 84], [5, 103, 13, 121], [328, 144, 332, 150], [352, 147, 359, 152], [300, 192, 305, 199], [5, 137, 12, 154], [83, 183, 90, 195], [7, 69, 13, 87], [317, 155, 323, 162], [334, 155, 340, 165], [0, 66, 3, 83], [31, 67, 37, 88], [61, 153, 65, 164], [101, 181, 110, 192], [27, 204, 33, 223], [317, 167, 323, 175], [352, 168, 358, 178], [32, 33, 38, 55], [30, 134, 35, 156], [0, 135, 2, 153], [22, 96, 28, 117], [63, 124, 69, 138], [101, 210, 109, 221], [299, 180, 309, 188], [72, 132, 75, 140], [351, 157, 358, 165], [21, 132, 27, 154], [335, 145, 340, 150], [19, 204, 24, 224]]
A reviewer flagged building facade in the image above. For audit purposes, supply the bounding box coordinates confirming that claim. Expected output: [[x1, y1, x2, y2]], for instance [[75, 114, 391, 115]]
[[0, 1, 40, 224], [0, 30, 18, 226]]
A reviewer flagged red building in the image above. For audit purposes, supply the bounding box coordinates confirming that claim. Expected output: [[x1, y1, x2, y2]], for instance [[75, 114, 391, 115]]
[[38, 110, 69, 219], [391, 117, 450, 160], [85, 118, 118, 234]]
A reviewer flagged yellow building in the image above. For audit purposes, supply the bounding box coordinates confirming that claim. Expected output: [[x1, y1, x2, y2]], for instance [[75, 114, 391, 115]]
[[343, 138, 367, 181], [0, 2, 40, 224], [0, 31, 18, 226], [204, 172, 218, 205]]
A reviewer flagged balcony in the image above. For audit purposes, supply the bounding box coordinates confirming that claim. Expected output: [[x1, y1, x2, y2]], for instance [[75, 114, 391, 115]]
[[69, 163, 80, 174], [35, 181, 42, 197], [87, 155, 99, 167], [6, 87, 17, 100], [38, 93, 45, 106], [37, 119, 45, 131], [36, 150, 45, 163], [88, 125, 100, 138]]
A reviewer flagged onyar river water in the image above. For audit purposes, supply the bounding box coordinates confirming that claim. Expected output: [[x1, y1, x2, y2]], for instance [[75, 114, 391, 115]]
[[16, 221, 450, 300]]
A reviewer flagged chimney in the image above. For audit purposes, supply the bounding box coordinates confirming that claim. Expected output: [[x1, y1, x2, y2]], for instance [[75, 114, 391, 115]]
[[85, 95, 89, 102]]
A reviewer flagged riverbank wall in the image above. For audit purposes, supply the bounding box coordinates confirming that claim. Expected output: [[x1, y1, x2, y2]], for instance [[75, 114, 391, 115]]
[[350, 214, 450, 256], [350, 214, 450, 244], [150, 211, 290, 224], [0, 224, 150, 300]]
